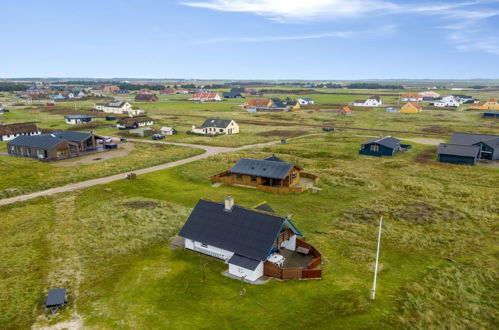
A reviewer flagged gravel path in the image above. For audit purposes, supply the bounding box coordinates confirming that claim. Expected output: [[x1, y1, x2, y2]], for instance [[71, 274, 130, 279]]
[[0, 139, 279, 206]]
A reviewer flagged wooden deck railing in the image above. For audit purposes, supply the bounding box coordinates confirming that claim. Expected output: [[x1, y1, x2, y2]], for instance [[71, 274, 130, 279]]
[[264, 238, 322, 280]]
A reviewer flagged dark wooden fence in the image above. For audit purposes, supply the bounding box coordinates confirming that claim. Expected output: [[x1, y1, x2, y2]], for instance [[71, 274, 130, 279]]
[[263, 238, 322, 280]]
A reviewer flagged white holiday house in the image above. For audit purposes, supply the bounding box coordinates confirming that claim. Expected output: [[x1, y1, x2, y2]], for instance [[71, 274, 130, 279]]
[[178, 197, 305, 282], [352, 95, 382, 107], [191, 118, 239, 135], [297, 98, 315, 105], [160, 126, 176, 135], [116, 116, 154, 129], [0, 122, 41, 142], [64, 115, 95, 125], [93, 101, 144, 115], [432, 95, 461, 108]]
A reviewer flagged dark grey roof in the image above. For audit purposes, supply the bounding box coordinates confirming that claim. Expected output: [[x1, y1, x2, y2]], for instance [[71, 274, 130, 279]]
[[255, 203, 275, 214], [53, 131, 93, 142], [200, 118, 233, 128], [105, 101, 127, 108], [272, 101, 289, 108], [45, 288, 67, 307], [262, 154, 284, 162], [230, 158, 295, 179], [223, 92, 243, 98], [8, 131, 95, 148], [64, 115, 95, 119], [450, 133, 499, 147], [362, 136, 401, 149], [228, 254, 260, 270], [8, 134, 67, 149], [438, 143, 480, 158], [118, 116, 153, 126], [178, 200, 289, 261]]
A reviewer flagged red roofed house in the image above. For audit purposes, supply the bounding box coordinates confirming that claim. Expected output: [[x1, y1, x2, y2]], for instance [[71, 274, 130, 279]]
[[338, 106, 352, 115], [160, 87, 175, 95], [135, 94, 159, 102], [244, 99, 271, 108], [401, 93, 423, 102], [190, 92, 221, 102], [101, 85, 120, 93], [468, 98, 499, 111]]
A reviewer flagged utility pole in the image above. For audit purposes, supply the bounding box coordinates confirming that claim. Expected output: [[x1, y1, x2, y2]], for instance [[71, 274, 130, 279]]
[[240, 275, 246, 296], [371, 215, 383, 301]]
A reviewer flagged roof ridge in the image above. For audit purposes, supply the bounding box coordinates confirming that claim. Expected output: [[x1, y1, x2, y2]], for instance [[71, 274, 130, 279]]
[[199, 199, 284, 219]]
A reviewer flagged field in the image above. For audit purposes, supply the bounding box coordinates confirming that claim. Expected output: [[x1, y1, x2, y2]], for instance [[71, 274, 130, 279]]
[[0, 88, 498, 329], [0, 141, 203, 199]]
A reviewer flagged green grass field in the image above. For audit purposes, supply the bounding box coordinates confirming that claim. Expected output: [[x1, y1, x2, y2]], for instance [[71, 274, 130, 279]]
[[0, 88, 498, 329], [1, 133, 498, 329], [0, 142, 203, 199]]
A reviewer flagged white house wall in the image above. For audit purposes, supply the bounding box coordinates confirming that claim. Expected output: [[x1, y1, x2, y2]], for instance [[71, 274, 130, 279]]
[[185, 239, 234, 261], [228, 261, 264, 282], [1, 131, 40, 142], [280, 235, 297, 251]]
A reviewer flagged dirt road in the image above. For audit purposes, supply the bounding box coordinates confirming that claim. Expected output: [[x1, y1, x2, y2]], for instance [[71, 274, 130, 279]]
[[0, 139, 279, 207]]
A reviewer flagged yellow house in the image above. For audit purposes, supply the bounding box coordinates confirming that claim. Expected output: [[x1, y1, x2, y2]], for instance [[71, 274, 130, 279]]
[[400, 102, 423, 114], [268, 99, 301, 110], [468, 98, 499, 111]]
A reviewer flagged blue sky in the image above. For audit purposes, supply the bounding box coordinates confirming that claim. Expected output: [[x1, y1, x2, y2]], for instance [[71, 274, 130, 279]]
[[0, 0, 498, 79]]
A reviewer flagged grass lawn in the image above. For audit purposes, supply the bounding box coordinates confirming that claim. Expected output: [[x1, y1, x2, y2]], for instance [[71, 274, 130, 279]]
[[0, 142, 203, 199], [1, 87, 498, 329], [1, 133, 497, 329]]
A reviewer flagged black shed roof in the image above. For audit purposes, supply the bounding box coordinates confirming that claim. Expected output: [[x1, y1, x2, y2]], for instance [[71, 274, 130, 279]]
[[8, 131, 96, 148], [179, 200, 300, 261], [8, 134, 68, 149], [45, 288, 67, 307], [64, 115, 95, 119], [450, 132, 499, 148], [362, 136, 401, 149], [53, 131, 94, 142], [230, 158, 296, 179], [438, 143, 480, 158], [228, 254, 260, 270]]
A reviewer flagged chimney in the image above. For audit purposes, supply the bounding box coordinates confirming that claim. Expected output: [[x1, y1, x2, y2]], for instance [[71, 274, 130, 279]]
[[224, 196, 234, 212]]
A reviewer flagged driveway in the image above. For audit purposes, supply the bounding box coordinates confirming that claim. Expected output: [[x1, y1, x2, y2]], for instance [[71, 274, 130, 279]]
[[0, 139, 280, 206]]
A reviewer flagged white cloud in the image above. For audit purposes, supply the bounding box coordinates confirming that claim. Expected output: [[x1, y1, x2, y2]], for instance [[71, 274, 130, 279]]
[[183, 0, 499, 55], [192, 24, 396, 44], [182, 0, 393, 21], [182, 0, 485, 21]]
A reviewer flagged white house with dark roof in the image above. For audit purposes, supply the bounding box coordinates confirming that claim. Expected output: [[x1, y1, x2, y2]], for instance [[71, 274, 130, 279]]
[[178, 197, 321, 282], [64, 115, 95, 125], [0, 122, 40, 142], [117, 116, 154, 129], [352, 96, 382, 107], [93, 101, 144, 115], [297, 98, 315, 105], [191, 118, 239, 135]]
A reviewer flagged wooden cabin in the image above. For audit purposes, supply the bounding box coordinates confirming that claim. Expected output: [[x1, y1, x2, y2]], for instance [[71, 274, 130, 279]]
[[211, 155, 318, 193]]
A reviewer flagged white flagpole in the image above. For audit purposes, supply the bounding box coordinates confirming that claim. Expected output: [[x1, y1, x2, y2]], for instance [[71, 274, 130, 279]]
[[371, 215, 383, 300]]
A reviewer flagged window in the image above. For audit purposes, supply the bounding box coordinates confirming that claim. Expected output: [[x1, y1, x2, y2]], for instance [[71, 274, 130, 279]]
[[237, 174, 243, 180], [251, 176, 257, 182], [370, 144, 379, 152]]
